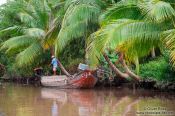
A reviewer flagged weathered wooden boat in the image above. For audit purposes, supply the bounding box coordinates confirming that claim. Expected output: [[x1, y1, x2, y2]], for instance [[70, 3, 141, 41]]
[[41, 70, 98, 88]]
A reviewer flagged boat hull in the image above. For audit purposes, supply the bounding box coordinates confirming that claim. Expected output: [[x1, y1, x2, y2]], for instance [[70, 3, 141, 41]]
[[41, 70, 97, 89]]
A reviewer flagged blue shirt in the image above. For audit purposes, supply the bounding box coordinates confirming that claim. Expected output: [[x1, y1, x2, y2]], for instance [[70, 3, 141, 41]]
[[51, 58, 58, 68]]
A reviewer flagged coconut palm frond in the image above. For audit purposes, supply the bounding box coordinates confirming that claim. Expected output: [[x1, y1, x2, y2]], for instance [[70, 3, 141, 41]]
[[41, 10, 64, 49], [55, 20, 88, 54], [55, 0, 102, 55], [1, 35, 34, 50], [163, 29, 175, 66], [99, 1, 141, 25], [120, 37, 160, 63], [62, 3, 101, 27], [0, 0, 64, 67], [86, 19, 161, 67], [16, 42, 43, 67], [0, 26, 23, 36], [42, 22, 60, 49], [139, 0, 175, 22], [64, 0, 104, 10], [24, 28, 45, 39], [18, 12, 35, 27]]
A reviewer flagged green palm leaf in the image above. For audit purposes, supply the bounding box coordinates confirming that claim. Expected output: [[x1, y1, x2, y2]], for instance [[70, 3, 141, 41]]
[[87, 19, 161, 67], [139, 0, 175, 22], [163, 29, 175, 66], [55, 0, 102, 54], [99, 0, 142, 25], [16, 42, 43, 67], [24, 28, 45, 39], [56, 20, 88, 54], [1, 36, 34, 50], [18, 12, 35, 27], [0, 26, 23, 36], [0, 0, 63, 67]]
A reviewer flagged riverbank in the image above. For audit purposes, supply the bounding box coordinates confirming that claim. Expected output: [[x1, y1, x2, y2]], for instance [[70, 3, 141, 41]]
[[0, 76, 40, 85], [1, 77, 175, 92], [96, 78, 175, 92]]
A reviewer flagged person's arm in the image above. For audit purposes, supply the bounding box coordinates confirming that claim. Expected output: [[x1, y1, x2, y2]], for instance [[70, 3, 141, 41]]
[[50, 59, 53, 66], [56, 59, 59, 65]]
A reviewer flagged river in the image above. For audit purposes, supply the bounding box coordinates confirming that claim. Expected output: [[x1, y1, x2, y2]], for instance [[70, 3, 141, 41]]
[[0, 83, 175, 116]]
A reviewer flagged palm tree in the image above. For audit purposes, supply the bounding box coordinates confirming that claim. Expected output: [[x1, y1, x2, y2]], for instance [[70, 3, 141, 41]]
[[54, 0, 105, 56], [0, 0, 106, 76], [0, 0, 71, 76], [86, 0, 175, 81], [47, 0, 106, 74]]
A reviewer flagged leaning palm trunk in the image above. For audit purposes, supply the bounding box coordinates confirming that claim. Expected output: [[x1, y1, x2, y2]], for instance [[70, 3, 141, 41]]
[[57, 60, 71, 77], [103, 53, 140, 81], [122, 60, 140, 81], [50, 47, 55, 57], [103, 53, 129, 79]]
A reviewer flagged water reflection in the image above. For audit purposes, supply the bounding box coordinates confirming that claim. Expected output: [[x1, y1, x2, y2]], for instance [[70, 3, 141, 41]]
[[41, 89, 97, 116], [0, 84, 175, 116], [41, 88, 175, 116], [52, 101, 58, 116]]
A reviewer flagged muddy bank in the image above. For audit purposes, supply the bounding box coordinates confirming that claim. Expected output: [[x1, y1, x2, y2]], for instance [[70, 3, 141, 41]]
[[96, 78, 175, 91], [1, 77, 175, 91], [0, 77, 41, 85]]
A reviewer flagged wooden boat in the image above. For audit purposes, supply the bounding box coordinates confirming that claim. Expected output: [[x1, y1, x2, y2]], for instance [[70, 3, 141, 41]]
[[41, 70, 98, 88]]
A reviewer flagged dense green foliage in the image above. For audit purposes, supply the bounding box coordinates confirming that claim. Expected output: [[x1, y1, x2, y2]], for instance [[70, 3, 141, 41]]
[[140, 57, 175, 82], [0, 0, 175, 83]]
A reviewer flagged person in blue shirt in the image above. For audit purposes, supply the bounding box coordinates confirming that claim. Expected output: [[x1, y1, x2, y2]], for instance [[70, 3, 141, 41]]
[[51, 55, 59, 75]]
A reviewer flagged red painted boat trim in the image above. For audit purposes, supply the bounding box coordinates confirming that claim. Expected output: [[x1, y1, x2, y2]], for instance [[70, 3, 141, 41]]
[[70, 70, 97, 88]]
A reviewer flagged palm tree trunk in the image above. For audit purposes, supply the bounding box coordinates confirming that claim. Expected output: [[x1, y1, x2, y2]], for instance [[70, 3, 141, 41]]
[[151, 47, 156, 58], [50, 47, 55, 56], [134, 57, 139, 75], [103, 53, 140, 81], [122, 60, 141, 81], [57, 59, 71, 77], [103, 53, 129, 79]]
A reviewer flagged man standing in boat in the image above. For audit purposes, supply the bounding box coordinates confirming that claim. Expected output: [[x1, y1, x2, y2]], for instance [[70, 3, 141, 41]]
[[51, 55, 59, 75]]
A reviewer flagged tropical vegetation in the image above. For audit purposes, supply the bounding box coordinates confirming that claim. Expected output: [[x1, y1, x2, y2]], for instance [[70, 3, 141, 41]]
[[0, 0, 175, 84]]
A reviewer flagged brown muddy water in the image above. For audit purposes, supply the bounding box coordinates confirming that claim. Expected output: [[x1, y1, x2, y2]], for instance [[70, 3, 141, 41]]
[[0, 83, 175, 116]]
